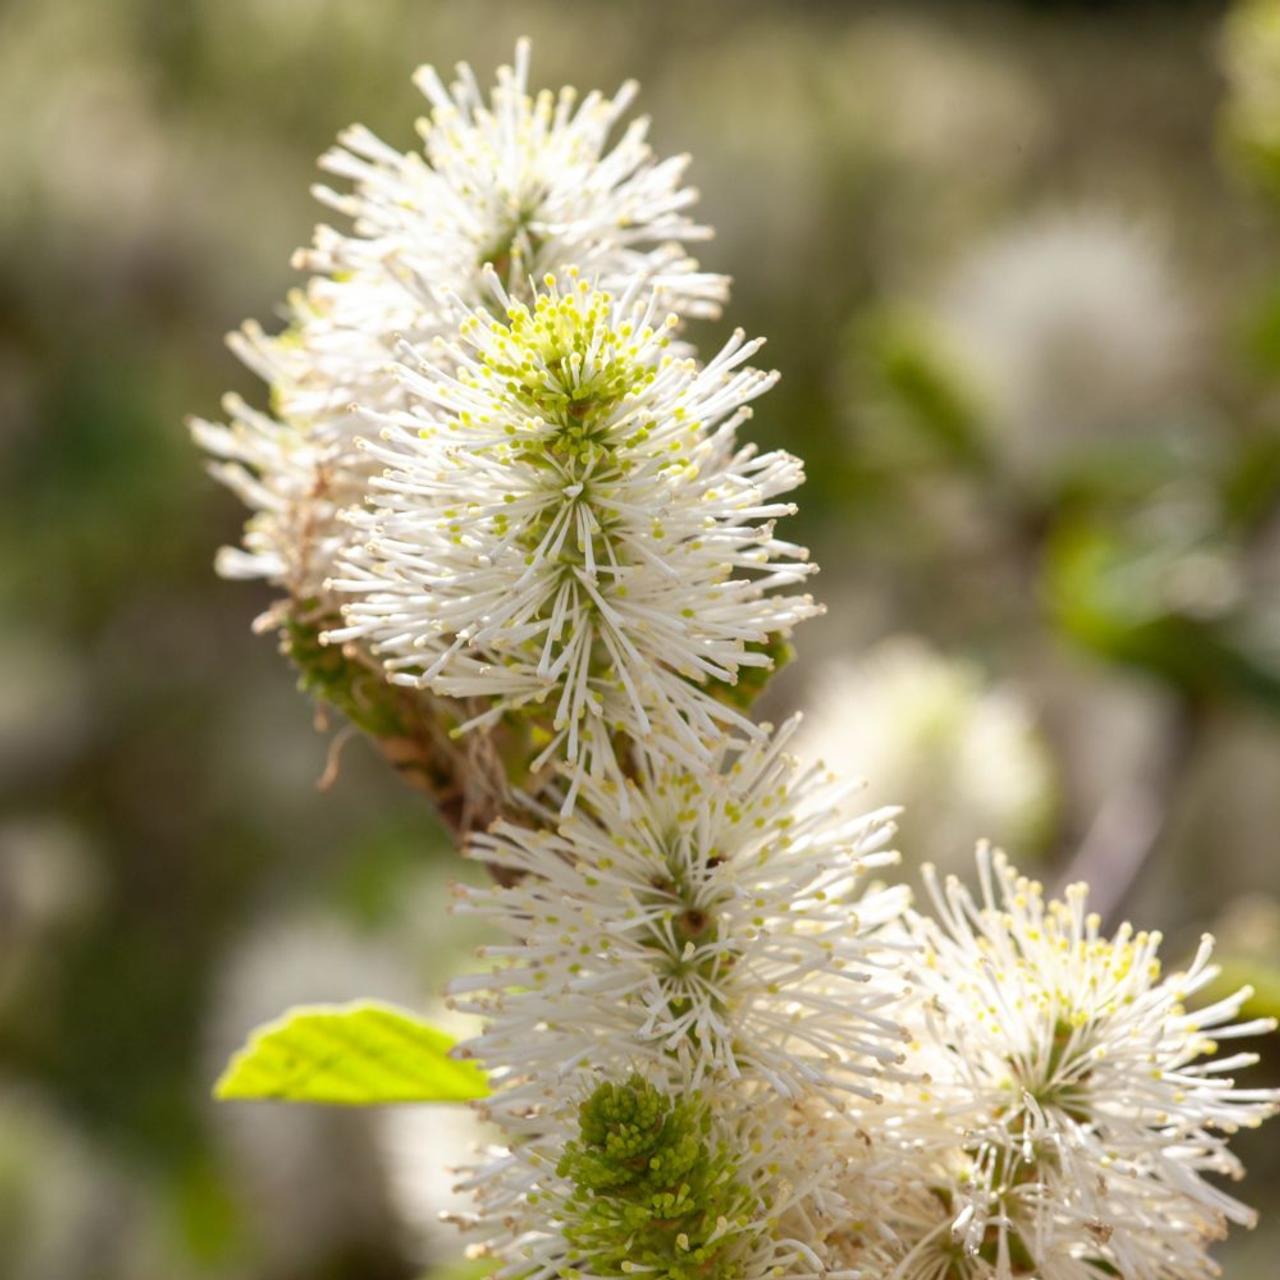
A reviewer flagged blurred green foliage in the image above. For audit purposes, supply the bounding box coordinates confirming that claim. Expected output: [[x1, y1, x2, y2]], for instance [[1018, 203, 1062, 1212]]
[[2, 1, 1280, 1278]]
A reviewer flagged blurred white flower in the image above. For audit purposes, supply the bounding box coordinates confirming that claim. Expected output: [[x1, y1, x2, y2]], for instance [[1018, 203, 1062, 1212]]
[[794, 637, 1056, 870], [377, 1099, 493, 1268], [938, 211, 1195, 480], [842, 18, 1048, 180]]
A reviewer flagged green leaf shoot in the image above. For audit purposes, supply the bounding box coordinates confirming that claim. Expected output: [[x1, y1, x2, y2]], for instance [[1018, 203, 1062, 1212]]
[[213, 1001, 488, 1105]]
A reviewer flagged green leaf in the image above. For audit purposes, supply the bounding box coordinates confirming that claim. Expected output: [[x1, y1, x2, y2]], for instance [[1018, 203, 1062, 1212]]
[[214, 1001, 488, 1105]]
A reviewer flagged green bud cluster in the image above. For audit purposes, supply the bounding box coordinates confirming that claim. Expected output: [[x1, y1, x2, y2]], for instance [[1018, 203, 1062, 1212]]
[[555, 1076, 758, 1280], [284, 609, 424, 742], [468, 277, 666, 470]]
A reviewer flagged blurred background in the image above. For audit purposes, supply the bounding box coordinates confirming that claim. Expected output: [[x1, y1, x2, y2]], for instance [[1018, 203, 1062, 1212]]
[[3, 0, 1280, 1276]]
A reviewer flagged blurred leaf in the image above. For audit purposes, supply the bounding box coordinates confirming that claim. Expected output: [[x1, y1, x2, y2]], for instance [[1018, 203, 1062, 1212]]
[[1211, 957, 1280, 1022], [1046, 520, 1280, 713], [1049, 438, 1200, 515], [214, 1002, 488, 1104], [332, 818, 453, 931], [172, 1151, 245, 1265], [848, 309, 990, 471], [1238, 276, 1280, 375], [1220, 0, 1280, 204], [1198, 896, 1280, 1021], [1222, 429, 1280, 531]]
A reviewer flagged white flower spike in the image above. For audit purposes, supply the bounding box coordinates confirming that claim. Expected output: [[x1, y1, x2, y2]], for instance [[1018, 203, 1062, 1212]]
[[195, 40, 728, 603], [326, 272, 819, 806], [448, 719, 910, 1108], [893, 844, 1279, 1280]]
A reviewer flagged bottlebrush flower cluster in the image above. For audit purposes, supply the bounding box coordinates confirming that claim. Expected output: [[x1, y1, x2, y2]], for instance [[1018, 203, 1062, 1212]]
[[196, 42, 1277, 1280], [324, 272, 817, 808]]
